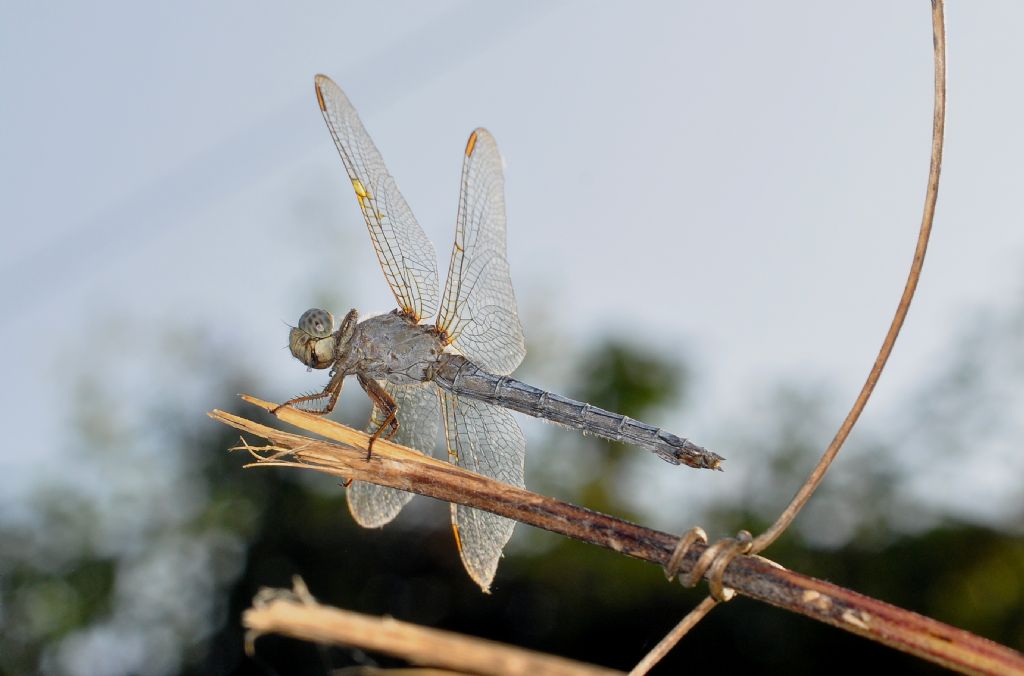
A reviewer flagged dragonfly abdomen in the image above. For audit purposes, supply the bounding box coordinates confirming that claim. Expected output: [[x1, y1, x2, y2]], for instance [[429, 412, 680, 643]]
[[433, 355, 723, 470]]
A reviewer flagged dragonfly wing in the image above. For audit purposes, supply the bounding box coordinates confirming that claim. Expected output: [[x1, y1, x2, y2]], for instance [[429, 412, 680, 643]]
[[347, 381, 440, 528], [437, 129, 526, 375], [440, 390, 525, 592], [315, 74, 440, 321]]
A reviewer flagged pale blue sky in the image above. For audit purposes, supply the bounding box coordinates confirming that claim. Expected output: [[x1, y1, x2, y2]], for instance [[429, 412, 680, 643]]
[[3, 2, 1024, 523]]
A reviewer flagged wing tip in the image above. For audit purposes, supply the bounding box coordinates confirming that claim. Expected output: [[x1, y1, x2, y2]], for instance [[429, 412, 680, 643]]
[[313, 74, 331, 111], [452, 522, 495, 593], [465, 128, 495, 157]]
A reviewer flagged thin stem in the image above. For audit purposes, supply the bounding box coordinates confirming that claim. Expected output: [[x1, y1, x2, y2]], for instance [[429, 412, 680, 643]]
[[751, 0, 947, 554], [628, 597, 719, 676]]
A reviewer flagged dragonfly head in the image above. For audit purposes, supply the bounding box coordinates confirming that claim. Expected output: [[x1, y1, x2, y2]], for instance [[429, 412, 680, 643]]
[[289, 308, 337, 369]]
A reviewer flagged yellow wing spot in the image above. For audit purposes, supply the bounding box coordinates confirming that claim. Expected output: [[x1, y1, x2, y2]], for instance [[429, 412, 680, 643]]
[[447, 445, 460, 462], [315, 82, 327, 112], [465, 130, 478, 157], [452, 522, 464, 552], [351, 178, 371, 207]]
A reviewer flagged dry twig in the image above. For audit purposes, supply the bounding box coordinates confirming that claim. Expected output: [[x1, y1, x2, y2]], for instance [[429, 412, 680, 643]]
[[243, 578, 621, 676], [208, 397, 1024, 674]]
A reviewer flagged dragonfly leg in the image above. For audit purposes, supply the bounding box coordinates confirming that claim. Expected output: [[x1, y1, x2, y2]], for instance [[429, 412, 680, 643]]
[[358, 374, 399, 459], [273, 369, 345, 415]]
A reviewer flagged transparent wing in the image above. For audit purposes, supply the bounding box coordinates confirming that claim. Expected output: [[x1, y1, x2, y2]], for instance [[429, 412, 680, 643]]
[[440, 391, 525, 591], [315, 74, 440, 321], [347, 381, 440, 528], [437, 129, 526, 375]]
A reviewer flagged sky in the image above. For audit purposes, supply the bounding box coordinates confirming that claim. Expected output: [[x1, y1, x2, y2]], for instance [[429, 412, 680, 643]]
[[2, 2, 1024, 521]]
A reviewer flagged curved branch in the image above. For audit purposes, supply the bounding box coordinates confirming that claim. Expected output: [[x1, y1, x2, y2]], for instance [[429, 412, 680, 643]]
[[751, 0, 947, 553]]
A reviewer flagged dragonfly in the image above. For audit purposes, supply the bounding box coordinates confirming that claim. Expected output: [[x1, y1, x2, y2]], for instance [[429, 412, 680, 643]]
[[280, 74, 723, 590]]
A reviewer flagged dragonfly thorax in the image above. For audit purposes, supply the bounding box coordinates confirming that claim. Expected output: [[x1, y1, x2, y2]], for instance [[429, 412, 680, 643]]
[[343, 311, 446, 384]]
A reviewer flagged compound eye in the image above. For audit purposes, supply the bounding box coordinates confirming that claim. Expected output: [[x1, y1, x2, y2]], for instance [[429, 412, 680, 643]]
[[298, 308, 334, 338]]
